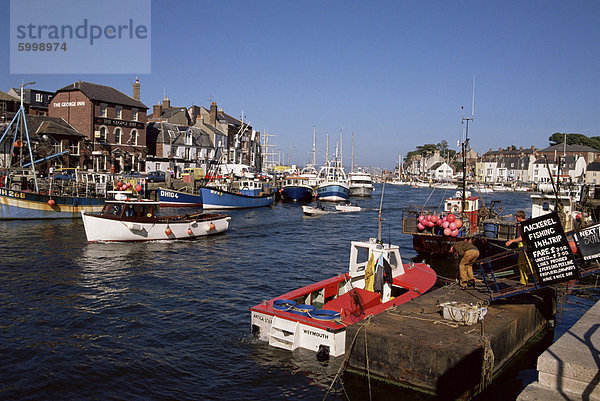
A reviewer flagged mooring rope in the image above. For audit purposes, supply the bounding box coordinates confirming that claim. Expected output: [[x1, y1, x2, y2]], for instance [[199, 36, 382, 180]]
[[323, 315, 374, 401]]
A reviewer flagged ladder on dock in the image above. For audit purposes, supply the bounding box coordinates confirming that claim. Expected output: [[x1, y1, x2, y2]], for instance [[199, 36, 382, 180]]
[[475, 247, 600, 301], [268, 317, 300, 351]]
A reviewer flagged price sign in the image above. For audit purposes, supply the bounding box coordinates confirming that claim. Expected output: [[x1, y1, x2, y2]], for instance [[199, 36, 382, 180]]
[[521, 212, 579, 285], [573, 222, 600, 263]]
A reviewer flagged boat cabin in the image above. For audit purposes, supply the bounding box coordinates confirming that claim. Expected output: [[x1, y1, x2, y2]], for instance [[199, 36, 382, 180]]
[[347, 238, 406, 302], [101, 200, 159, 219], [445, 191, 480, 234], [230, 179, 263, 196]]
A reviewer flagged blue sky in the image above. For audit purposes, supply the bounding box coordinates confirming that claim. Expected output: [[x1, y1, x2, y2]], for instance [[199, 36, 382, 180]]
[[2, 0, 599, 169]]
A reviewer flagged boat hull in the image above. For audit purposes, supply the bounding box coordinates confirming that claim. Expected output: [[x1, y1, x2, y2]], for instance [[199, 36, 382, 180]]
[[81, 211, 229, 242], [349, 186, 373, 197], [0, 188, 105, 220], [316, 183, 349, 202], [157, 187, 203, 208], [281, 186, 313, 202], [200, 187, 274, 209]]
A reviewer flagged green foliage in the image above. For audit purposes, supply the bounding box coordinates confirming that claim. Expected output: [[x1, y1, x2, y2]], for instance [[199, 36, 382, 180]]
[[549, 133, 600, 150], [405, 141, 457, 161]]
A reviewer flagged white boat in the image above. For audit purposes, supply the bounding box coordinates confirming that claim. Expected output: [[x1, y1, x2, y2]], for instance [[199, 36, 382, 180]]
[[348, 169, 374, 197], [81, 196, 230, 242], [302, 205, 330, 216], [335, 203, 361, 212]]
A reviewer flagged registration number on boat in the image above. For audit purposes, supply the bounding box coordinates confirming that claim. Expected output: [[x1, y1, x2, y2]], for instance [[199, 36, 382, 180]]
[[0, 189, 26, 199]]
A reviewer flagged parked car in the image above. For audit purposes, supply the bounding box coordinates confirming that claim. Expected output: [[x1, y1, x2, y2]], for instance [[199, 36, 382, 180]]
[[52, 169, 77, 181], [121, 170, 143, 178], [146, 170, 166, 183]]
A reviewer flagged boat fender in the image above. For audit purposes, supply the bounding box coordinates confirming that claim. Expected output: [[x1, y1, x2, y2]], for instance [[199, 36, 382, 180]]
[[126, 223, 144, 231], [165, 227, 172, 236], [187, 228, 193, 235]]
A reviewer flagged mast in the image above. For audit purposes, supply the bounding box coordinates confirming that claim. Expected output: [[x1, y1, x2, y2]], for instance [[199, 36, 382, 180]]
[[377, 181, 386, 243], [460, 75, 475, 213], [351, 132, 355, 172], [312, 125, 316, 167]]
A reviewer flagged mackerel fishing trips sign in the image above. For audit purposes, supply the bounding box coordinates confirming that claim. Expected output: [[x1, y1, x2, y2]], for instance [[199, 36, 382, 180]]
[[521, 212, 579, 285]]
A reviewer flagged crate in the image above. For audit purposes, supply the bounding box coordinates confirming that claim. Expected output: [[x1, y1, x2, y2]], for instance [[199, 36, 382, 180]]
[[440, 302, 487, 326]]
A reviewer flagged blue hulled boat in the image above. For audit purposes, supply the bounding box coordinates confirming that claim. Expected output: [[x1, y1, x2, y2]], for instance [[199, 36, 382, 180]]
[[200, 186, 274, 209], [280, 176, 314, 202], [0, 189, 105, 219], [157, 187, 203, 208], [316, 159, 349, 202]]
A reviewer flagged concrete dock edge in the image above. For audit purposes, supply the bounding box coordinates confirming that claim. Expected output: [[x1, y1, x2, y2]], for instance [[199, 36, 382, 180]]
[[517, 299, 600, 401]]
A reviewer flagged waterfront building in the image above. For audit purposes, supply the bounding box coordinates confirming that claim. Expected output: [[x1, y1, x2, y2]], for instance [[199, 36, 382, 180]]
[[0, 90, 20, 121], [8, 87, 54, 116], [584, 162, 600, 185], [427, 161, 454, 181], [145, 122, 214, 176], [0, 114, 86, 173], [49, 80, 148, 173]]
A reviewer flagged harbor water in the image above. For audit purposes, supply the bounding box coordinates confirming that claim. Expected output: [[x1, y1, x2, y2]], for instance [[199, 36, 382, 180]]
[[1, 184, 598, 400]]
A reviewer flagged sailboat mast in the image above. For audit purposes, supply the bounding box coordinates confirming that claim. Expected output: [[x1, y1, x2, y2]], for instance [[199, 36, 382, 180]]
[[460, 75, 475, 214], [351, 132, 355, 172], [312, 125, 316, 167]]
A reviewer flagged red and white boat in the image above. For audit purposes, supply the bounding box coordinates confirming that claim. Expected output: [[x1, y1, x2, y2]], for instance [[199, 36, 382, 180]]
[[250, 237, 437, 357], [81, 196, 230, 243]]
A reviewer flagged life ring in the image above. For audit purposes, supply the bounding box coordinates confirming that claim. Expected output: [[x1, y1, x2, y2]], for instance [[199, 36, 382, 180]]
[[451, 205, 460, 213]]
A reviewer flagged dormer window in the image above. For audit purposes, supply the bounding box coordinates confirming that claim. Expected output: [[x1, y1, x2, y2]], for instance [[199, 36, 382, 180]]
[[100, 103, 107, 117], [116, 106, 123, 119]]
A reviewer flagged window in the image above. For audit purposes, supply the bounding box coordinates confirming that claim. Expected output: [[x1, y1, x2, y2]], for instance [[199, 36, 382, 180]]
[[116, 106, 123, 119], [132, 108, 138, 121], [186, 132, 192, 145], [114, 128, 122, 144], [69, 141, 79, 155], [100, 103, 107, 117], [99, 126, 107, 141], [35, 93, 42, 102], [131, 129, 138, 146]]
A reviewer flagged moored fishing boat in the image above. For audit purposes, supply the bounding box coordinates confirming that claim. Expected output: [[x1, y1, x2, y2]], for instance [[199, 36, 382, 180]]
[[157, 187, 203, 208], [280, 175, 314, 202], [81, 196, 229, 242], [199, 185, 274, 209], [315, 158, 349, 202], [250, 237, 437, 357]]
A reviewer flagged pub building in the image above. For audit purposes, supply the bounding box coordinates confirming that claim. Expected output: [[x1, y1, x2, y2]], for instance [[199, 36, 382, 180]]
[[49, 79, 148, 173]]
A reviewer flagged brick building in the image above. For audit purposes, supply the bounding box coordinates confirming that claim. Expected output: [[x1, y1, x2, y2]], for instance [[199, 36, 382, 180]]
[[49, 80, 148, 172]]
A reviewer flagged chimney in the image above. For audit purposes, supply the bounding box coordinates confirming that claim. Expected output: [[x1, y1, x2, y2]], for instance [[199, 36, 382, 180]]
[[132, 77, 140, 101], [153, 104, 162, 119], [162, 96, 170, 109], [210, 101, 217, 125]]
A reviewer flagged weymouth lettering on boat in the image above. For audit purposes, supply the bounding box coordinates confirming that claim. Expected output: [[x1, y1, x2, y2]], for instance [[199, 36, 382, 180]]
[[303, 329, 329, 339]]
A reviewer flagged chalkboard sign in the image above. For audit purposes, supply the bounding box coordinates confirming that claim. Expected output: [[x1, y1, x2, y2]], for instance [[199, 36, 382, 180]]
[[521, 212, 579, 285], [573, 222, 600, 263]]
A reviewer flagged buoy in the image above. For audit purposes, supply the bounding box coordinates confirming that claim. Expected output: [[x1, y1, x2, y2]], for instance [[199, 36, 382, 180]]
[[134, 184, 142, 192], [13, 140, 23, 148], [417, 223, 425, 230], [444, 228, 452, 236], [187, 228, 193, 235], [450, 229, 459, 237], [165, 227, 172, 236], [47, 199, 55, 207], [442, 221, 450, 229], [449, 222, 457, 230], [455, 219, 463, 229], [447, 214, 456, 223]]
